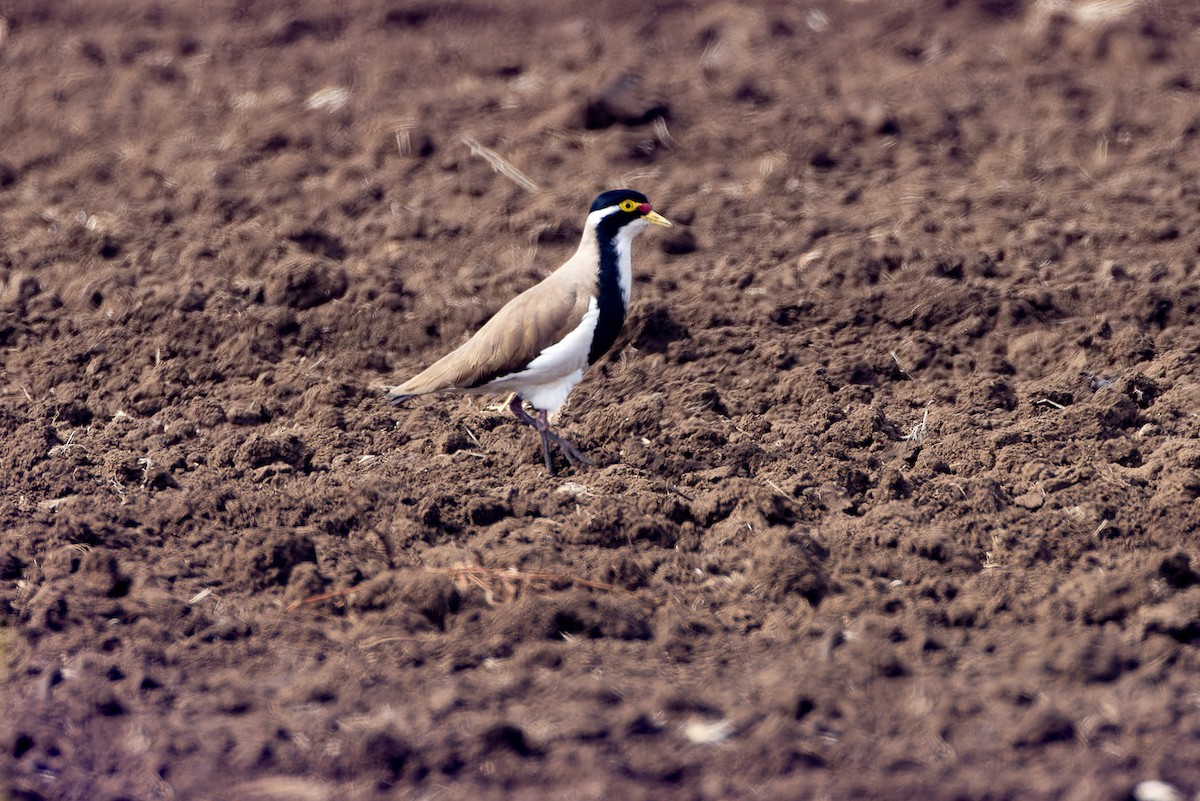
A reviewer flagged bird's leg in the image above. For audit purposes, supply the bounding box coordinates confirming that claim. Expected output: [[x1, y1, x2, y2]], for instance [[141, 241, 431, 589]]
[[508, 397, 593, 474], [508, 395, 556, 474], [536, 410, 594, 470], [508, 394, 539, 427], [537, 428, 556, 475]]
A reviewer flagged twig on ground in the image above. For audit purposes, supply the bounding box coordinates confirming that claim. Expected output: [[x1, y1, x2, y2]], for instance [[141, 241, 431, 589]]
[[763, 478, 797, 502], [462, 424, 483, 449], [462, 136, 539, 191], [668, 484, 695, 502], [890, 350, 913, 380], [393, 119, 415, 157], [188, 588, 213, 604]]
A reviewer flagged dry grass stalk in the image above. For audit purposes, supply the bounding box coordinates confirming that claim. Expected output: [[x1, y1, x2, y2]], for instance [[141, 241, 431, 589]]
[[286, 586, 357, 612], [461, 136, 539, 191]]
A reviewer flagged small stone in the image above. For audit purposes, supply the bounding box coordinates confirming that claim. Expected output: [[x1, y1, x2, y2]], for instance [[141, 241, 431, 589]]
[[556, 482, 591, 498], [682, 718, 733, 745], [226, 401, 269, 426], [1013, 490, 1045, 511], [1133, 780, 1181, 801]]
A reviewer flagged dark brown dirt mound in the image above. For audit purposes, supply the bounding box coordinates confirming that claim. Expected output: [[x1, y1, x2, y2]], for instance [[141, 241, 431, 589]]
[[3, 1, 1200, 799]]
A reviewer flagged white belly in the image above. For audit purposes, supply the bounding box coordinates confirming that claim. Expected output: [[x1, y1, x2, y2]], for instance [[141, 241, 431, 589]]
[[478, 297, 599, 414]]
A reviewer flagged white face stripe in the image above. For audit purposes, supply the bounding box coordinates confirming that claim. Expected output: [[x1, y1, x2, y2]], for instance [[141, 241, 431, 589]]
[[584, 205, 622, 228], [614, 218, 647, 306], [585, 205, 649, 308]]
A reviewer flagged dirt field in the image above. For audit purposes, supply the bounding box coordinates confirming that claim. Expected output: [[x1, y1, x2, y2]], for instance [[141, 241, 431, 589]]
[[2, 0, 1199, 799]]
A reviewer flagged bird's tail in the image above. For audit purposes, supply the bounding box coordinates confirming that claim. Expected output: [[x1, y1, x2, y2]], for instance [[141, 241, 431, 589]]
[[385, 386, 415, 406]]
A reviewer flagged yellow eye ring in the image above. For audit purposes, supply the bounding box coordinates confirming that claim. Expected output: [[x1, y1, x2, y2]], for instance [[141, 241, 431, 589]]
[[619, 199, 639, 212]]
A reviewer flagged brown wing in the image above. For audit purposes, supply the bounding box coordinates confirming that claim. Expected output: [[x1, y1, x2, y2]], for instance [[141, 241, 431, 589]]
[[388, 273, 593, 400]]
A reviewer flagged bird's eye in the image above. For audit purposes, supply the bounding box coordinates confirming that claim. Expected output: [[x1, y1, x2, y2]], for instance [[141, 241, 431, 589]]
[[619, 199, 639, 212]]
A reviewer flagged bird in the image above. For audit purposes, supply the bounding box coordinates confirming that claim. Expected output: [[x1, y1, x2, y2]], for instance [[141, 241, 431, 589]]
[[386, 189, 673, 475]]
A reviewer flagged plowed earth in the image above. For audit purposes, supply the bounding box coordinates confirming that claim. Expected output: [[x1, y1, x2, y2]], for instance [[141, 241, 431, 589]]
[[2, 1, 1199, 799]]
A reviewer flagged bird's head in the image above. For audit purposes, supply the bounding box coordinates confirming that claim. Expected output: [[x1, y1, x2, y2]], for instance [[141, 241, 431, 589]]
[[587, 189, 673, 234]]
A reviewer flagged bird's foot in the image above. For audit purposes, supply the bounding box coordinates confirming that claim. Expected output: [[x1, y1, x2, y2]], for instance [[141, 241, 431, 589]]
[[520, 407, 593, 475], [546, 431, 594, 468], [508, 399, 596, 475], [536, 429, 594, 476]]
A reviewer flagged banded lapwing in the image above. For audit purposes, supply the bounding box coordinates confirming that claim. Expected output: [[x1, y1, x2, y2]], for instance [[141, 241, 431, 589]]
[[387, 189, 672, 474]]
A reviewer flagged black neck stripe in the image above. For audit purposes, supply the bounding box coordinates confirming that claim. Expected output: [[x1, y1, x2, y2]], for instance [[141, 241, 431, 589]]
[[588, 216, 629, 364]]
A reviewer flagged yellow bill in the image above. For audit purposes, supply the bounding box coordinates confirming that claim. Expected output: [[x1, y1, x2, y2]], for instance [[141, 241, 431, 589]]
[[644, 210, 673, 227]]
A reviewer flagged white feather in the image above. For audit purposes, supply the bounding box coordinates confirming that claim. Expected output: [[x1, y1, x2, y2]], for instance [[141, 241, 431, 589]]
[[582, 207, 647, 308], [476, 297, 600, 414], [614, 218, 646, 306]]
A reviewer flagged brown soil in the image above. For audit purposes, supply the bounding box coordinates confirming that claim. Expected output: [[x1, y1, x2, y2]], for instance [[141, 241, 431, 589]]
[[3, 1, 1200, 799]]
